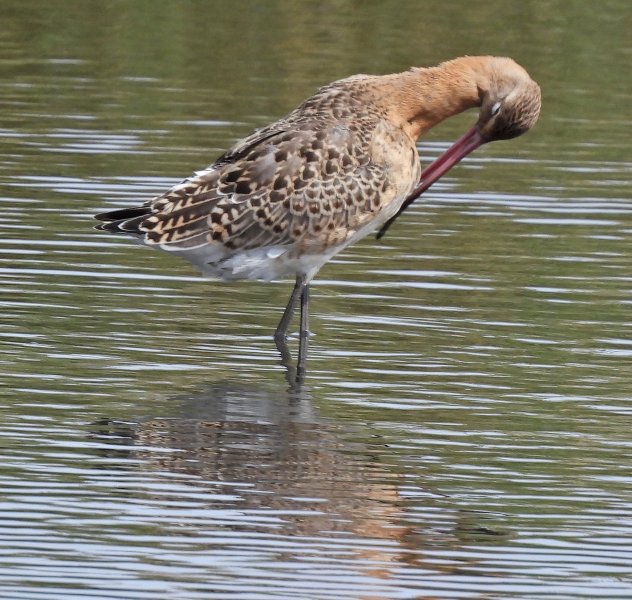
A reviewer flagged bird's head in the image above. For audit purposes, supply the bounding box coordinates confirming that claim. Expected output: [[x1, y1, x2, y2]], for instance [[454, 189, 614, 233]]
[[376, 57, 541, 239], [476, 59, 542, 142]]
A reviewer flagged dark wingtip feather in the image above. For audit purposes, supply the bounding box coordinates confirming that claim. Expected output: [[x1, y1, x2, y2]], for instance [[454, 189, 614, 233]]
[[94, 206, 151, 234], [94, 206, 150, 222]]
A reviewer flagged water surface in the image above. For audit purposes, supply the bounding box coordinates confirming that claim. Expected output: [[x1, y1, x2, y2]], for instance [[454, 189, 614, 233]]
[[1, 1, 632, 598]]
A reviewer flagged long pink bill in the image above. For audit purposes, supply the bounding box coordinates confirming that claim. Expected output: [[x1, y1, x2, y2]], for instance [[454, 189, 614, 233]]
[[376, 125, 486, 239]]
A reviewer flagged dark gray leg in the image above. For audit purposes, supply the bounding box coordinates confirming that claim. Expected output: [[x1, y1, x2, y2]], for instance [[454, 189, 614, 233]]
[[274, 274, 305, 342], [274, 274, 310, 384], [296, 282, 310, 381]]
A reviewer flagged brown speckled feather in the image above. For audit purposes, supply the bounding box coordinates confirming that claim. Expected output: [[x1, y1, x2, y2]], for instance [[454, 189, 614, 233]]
[[138, 83, 416, 259]]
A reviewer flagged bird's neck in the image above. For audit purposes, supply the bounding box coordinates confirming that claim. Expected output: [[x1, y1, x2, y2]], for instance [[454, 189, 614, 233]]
[[380, 56, 493, 140]]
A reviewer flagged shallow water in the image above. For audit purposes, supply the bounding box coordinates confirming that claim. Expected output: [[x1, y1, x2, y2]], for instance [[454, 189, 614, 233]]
[[1, 1, 632, 598]]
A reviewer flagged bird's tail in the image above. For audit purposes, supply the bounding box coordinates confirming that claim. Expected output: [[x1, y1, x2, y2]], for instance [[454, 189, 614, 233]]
[[94, 206, 151, 234]]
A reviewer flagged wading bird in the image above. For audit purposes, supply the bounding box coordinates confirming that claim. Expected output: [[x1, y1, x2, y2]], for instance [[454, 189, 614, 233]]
[[96, 56, 541, 379]]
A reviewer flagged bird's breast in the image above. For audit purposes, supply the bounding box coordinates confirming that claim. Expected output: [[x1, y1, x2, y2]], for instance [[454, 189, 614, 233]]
[[368, 120, 421, 214]]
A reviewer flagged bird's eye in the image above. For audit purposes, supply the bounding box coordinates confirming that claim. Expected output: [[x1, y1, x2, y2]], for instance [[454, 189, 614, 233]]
[[491, 101, 502, 116]]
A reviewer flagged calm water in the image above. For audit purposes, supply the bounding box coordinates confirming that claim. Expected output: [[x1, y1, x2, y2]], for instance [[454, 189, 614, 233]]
[[1, 1, 632, 598]]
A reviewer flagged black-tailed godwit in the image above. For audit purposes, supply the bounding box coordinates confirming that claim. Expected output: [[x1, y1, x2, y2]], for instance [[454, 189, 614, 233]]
[[96, 56, 541, 378]]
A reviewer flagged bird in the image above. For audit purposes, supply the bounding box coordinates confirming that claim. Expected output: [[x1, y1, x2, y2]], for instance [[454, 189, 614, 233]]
[[95, 56, 541, 378]]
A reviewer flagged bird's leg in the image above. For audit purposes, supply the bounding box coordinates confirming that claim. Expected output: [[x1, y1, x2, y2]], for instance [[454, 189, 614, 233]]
[[296, 281, 310, 381], [274, 274, 310, 384], [274, 274, 304, 342]]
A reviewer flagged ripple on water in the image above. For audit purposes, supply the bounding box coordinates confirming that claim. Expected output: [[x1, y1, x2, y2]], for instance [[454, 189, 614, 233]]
[[2, 34, 632, 597], [2, 380, 632, 599]]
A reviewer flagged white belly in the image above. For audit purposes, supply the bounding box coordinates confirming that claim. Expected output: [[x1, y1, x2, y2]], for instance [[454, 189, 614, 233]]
[[158, 198, 402, 283]]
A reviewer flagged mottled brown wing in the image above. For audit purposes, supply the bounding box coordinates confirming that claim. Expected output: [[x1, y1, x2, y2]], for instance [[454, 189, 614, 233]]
[[139, 123, 395, 253]]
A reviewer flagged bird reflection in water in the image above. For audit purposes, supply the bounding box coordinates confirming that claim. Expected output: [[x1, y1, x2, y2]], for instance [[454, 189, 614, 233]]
[[91, 381, 510, 585]]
